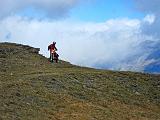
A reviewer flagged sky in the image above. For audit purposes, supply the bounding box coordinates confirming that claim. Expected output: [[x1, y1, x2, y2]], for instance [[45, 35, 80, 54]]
[[0, 0, 159, 71], [70, 0, 144, 21]]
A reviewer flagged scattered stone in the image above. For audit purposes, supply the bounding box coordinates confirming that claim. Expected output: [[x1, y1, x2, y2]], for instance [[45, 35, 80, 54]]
[[16, 93, 21, 97], [135, 91, 141, 95]]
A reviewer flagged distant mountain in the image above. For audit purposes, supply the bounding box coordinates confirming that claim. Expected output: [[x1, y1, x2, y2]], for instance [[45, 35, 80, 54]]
[[93, 40, 160, 73], [144, 61, 160, 73], [120, 40, 160, 73], [142, 40, 160, 73]]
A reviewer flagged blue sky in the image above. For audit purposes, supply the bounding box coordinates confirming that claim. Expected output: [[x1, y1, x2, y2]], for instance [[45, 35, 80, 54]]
[[70, 0, 144, 22], [15, 0, 145, 22]]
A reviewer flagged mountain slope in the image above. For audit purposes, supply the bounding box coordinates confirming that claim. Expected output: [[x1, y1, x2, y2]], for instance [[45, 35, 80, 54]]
[[0, 42, 160, 120]]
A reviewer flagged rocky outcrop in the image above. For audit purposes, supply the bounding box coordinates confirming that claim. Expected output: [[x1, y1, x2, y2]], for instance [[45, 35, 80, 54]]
[[0, 42, 40, 55]]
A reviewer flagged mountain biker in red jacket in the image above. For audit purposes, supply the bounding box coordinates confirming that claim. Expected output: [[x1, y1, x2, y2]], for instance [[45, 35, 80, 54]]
[[48, 41, 57, 62]]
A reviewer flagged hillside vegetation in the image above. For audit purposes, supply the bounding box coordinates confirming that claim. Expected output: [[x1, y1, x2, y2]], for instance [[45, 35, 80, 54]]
[[0, 42, 160, 120]]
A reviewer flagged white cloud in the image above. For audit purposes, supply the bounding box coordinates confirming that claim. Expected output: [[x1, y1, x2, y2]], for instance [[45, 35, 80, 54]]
[[135, 0, 160, 38], [143, 14, 155, 24], [0, 15, 154, 71]]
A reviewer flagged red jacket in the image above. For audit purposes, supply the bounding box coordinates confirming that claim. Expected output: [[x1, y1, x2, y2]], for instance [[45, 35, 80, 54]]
[[48, 44, 57, 52]]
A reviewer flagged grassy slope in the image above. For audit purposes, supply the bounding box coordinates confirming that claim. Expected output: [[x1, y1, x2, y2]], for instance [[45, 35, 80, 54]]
[[0, 43, 160, 120]]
